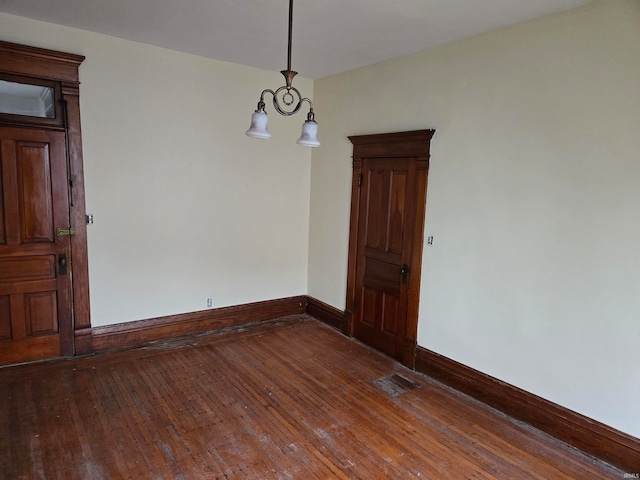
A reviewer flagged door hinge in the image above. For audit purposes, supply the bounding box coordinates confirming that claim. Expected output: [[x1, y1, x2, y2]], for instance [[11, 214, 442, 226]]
[[56, 227, 76, 237], [357, 173, 362, 187]]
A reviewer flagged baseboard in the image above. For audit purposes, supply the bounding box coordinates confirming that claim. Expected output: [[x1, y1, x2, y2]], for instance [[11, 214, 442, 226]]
[[74, 327, 93, 355], [305, 296, 346, 331], [92, 296, 307, 352], [415, 346, 640, 473]]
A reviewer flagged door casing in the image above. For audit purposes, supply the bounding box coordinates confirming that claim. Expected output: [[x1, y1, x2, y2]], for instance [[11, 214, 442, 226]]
[[345, 129, 435, 368]]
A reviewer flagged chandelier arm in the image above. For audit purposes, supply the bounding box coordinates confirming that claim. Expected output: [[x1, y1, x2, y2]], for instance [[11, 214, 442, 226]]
[[300, 98, 316, 121], [260, 89, 276, 102]]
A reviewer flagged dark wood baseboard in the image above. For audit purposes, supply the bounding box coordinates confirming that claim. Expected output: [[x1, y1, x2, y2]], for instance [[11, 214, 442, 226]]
[[415, 346, 640, 473], [74, 327, 93, 356], [305, 296, 345, 331], [92, 296, 306, 352]]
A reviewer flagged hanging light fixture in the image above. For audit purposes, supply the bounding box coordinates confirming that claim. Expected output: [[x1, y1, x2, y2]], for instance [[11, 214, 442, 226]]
[[245, 0, 320, 147]]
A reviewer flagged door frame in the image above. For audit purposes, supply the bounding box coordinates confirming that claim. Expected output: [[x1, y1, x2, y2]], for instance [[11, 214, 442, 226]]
[[0, 41, 93, 355], [345, 129, 435, 368]]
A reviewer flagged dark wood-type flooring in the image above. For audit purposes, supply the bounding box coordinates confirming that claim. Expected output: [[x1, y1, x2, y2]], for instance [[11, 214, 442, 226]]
[[0, 316, 623, 479]]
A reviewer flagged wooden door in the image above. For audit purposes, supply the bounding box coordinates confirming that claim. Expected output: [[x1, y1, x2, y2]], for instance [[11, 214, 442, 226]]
[[346, 130, 435, 366], [0, 41, 91, 361], [0, 127, 73, 364], [353, 157, 416, 358]]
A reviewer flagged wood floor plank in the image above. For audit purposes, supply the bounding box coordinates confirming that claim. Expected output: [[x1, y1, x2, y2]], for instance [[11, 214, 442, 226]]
[[0, 315, 624, 479]]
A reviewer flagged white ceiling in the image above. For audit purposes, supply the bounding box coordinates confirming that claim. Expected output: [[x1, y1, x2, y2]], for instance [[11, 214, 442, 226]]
[[0, 0, 590, 79]]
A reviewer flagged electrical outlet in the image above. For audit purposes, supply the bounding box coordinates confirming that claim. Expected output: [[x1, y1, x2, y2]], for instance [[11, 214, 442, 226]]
[[207, 298, 213, 308]]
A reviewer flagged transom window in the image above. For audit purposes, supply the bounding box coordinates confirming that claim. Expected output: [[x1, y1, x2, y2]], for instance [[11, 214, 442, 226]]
[[0, 74, 62, 127], [0, 79, 55, 118]]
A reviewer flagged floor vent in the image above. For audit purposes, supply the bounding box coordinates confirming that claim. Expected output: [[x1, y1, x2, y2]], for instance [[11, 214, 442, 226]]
[[372, 373, 421, 397]]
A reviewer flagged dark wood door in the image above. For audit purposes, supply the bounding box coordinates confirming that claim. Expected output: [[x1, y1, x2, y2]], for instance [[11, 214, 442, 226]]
[[353, 157, 417, 359], [0, 127, 73, 364], [346, 130, 434, 366]]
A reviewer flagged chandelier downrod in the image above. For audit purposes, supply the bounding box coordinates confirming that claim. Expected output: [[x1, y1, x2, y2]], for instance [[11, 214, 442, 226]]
[[286, 0, 293, 75]]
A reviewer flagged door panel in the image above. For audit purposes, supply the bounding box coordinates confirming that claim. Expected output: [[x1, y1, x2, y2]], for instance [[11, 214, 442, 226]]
[[353, 157, 416, 359], [0, 255, 56, 282], [381, 294, 399, 335], [18, 141, 56, 243], [388, 171, 407, 254], [0, 127, 72, 364], [0, 295, 10, 340], [25, 291, 59, 336], [365, 170, 384, 248]]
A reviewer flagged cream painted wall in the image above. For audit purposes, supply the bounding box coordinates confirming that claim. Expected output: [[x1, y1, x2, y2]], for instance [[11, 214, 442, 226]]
[[309, 0, 640, 437], [1, 13, 313, 327]]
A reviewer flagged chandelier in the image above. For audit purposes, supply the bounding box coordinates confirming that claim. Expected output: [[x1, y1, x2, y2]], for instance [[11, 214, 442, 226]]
[[245, 0, 320, 147]]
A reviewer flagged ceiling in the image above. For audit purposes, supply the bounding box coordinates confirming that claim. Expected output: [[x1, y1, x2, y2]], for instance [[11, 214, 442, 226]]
[[0, 0, 590, 79]]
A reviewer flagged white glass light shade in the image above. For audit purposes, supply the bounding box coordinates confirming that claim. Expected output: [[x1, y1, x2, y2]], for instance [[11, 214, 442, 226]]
[[245, 110, 271, 139], [296, 119, 320, 147]]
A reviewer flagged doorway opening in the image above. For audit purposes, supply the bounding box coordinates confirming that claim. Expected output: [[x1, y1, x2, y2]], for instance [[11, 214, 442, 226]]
[[0, 41, 91, 365]]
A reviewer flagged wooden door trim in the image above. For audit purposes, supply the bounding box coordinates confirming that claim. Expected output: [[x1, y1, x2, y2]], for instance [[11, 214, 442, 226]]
[[0, 41, 85, 84], [345, 129, 435, 368], [0, 41, 92, 355]]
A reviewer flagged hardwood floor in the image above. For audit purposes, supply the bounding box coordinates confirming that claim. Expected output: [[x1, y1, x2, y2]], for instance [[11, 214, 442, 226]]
[[0, 316, 622, 479]]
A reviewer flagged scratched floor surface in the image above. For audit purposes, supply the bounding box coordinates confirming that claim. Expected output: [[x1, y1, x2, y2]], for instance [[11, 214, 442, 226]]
[[0, 316, 622, 479]]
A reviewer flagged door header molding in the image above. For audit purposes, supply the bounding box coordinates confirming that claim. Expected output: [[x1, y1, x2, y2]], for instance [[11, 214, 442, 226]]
[[0, 41, 84, 84], [349, 129, 435, 159]]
